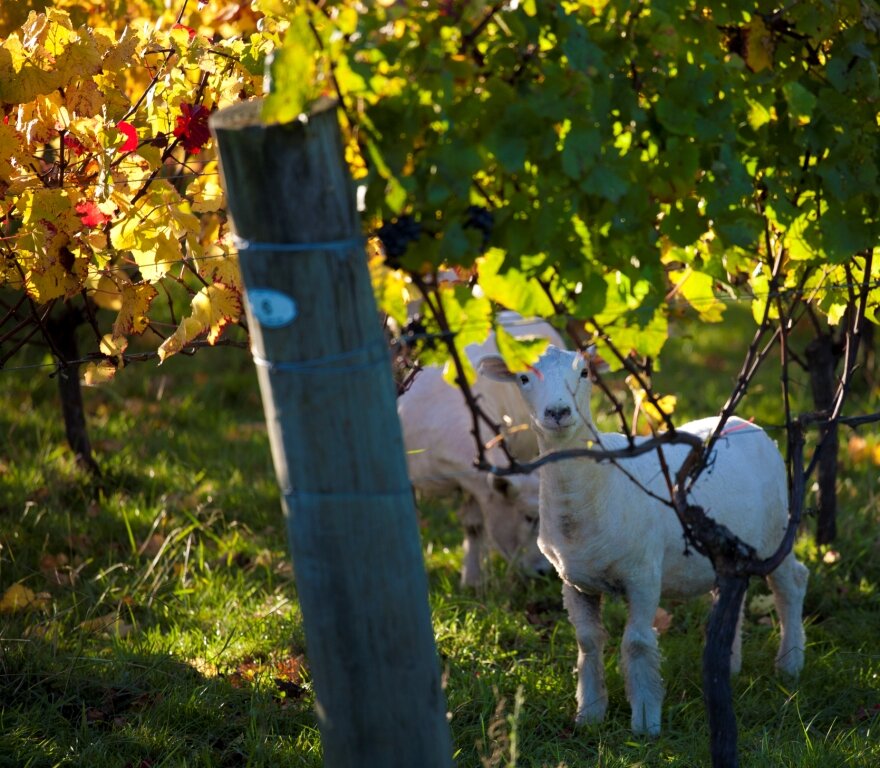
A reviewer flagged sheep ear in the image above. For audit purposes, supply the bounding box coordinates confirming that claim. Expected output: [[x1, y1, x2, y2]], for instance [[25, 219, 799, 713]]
[[584, 345, 610, 375], [478, 355, 517, 382], [489, 474, 517, 499]]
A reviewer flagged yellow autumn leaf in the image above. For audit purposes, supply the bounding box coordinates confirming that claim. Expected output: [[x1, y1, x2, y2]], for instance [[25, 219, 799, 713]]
[[642, 394, 678, 424], [79, 611, 134, 637], [745, 16, 774, 73], [20, 187, 77, 227], [0, 28, 58, 104], [24, 235, 89, 303], [83, 360, 118, 386], [847, 434, 868, 463], [627, 375, 677, 431], [113, 279, 159, 337], [188, 161, 225, 212], [0, 582, 50, 613], [130, 231, 182, 282], [158, 284, 242, 362], [64, 77, 103, 118], [158, 316, 204, 363], [0, 122, 20, 178], [99, 332, 127, 359], [196, 244, 242, 292], [91, 274, 122, 310], [192, 283, 243, 343]]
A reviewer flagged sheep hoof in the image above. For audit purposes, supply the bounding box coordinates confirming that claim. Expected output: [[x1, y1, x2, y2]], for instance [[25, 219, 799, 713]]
[[631, 718, 662, 738], [631, 704, 662, 737], [574, 704, 607, 727], [775, 648, 804, 680]]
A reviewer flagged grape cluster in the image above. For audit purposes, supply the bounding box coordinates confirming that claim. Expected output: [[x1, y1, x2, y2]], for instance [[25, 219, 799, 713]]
[[401, 315, 436, 351], [464, 205, 494, 251], [377, 215, 422, 266]]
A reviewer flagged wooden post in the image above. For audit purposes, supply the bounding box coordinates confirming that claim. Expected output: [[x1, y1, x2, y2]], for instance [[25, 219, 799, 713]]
[[209, 99, 451, 767]]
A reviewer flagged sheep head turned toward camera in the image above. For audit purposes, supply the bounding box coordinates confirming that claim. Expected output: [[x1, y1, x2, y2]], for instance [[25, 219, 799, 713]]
[[478, 345, 808, 737]]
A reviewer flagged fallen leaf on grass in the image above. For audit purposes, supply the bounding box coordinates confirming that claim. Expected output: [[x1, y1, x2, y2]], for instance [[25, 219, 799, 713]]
[[749, 593, 776, 617], [847, 434, 869, 463], [139, 533, 166, 558], [225, 655, 309, 700], [0, 582, 50, 613], [79, 612, 135, 638], [856, 703, 880, 722], [40, 553, 78, 587], [653, 606, 673, 634]]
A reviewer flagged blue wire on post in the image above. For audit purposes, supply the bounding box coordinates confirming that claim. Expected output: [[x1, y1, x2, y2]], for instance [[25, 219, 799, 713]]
[[232, 234, 364, 254]]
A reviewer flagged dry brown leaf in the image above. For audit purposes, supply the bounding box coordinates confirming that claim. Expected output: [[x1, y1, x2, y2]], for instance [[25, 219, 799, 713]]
[[653, 606, 673, 634]]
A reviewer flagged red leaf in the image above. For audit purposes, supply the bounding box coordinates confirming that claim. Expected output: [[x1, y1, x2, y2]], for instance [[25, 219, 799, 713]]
[[117, 121, 138, 153], [76, 200, 112, 228], [172, 23, 197, 40], [173, 103, 212, 155], [64, 135, 87, 157]]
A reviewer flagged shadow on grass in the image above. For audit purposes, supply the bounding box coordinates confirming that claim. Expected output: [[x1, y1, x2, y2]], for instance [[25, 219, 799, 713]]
[[0, 637, 320, 768]]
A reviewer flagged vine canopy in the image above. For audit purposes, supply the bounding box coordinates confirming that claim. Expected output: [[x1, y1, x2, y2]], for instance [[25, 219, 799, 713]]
[[1, 0, 878, 381]]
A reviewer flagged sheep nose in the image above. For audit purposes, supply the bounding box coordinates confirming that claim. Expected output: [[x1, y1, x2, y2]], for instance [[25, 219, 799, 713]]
[[545, 405, 571, 424]]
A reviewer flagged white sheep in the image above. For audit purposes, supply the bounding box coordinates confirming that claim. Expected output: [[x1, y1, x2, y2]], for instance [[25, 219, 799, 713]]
[[397, 313, 564, 586], [398, 365, 549, 586], [478, 345, 808, 735]]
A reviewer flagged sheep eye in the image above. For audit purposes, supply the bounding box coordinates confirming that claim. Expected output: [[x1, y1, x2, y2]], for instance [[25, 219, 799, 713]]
[[519, 374, 530, 385], [524, 514, 538, 525], [580, 367, 590, 379]]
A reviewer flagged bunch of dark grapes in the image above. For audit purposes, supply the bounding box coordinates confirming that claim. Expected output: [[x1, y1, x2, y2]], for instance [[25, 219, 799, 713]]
[[464, 205, 494, 251], [377, 215, 422, 267], [401, 315, 436, 351]]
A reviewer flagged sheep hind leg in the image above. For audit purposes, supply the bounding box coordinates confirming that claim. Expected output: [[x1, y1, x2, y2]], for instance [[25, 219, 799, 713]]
[[766, 553, 808, 679], [621, 587, 664, 736], [458, 497, 486, 588], [562, 584, 608, 726]]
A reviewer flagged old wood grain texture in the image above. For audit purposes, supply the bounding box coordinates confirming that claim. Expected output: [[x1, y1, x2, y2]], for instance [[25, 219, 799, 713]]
[[210, 98, 451, 767]]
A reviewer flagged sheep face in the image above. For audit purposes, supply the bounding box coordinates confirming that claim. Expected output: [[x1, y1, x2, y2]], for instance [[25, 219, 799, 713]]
[[479, 346, 595, 445], [484, 473, 549, 575]]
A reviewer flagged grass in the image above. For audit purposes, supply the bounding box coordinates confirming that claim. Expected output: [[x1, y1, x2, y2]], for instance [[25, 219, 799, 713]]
[[1, 307, 879, 767]]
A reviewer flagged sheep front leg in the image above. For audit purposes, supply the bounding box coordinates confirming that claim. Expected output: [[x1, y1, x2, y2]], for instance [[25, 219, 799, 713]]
[[621, 586, 664, 736], [562, 583, 608, 726]]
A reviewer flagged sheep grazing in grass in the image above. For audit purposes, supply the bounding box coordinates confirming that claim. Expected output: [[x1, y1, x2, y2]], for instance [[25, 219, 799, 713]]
[[478, 345, 808, 735], [397, 313, 563, 587], [398, 365, 548, 587]]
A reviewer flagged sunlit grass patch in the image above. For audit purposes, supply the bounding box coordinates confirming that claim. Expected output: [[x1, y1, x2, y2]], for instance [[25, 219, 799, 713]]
[[2, 320, 880, 766]]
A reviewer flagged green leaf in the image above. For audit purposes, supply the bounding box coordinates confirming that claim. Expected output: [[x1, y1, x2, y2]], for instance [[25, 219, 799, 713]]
[[714, 209, 763, 249], [439, 289, 493, 386], [782, 81, 817, 123], [478, 248, 556, 317], [494, 325, 550, 373], [592, 273, 668, 367], [668, 267, 725, 323], [261, 15, 320, 125], [785, 213, 821, 261], [660, 199, 705, 246], [584, 162, 627, 203], [822, 206, 874, 263]]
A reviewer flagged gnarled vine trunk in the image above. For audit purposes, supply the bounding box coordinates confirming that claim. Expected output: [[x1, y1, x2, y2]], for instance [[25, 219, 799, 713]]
[[46, 308, 100, 478]]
